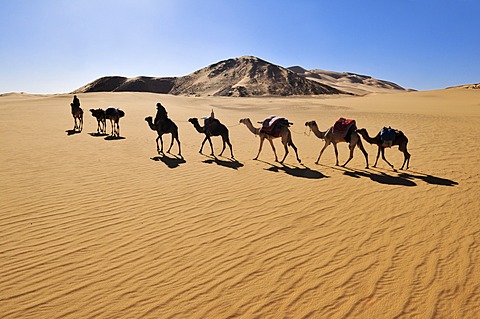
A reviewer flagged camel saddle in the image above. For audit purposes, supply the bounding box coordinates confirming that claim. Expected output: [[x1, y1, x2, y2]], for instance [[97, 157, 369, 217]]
[[333, 117, 356, 140], [259, 116, 291, 137], [380, 127, 396, 147]]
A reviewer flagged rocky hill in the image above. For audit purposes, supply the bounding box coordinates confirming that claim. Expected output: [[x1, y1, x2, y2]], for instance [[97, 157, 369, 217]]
[[73, 56, 345, 96], [73, 56, 407, 96]]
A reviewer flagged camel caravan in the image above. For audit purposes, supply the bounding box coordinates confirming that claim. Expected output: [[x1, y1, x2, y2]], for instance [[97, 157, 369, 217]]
[[69, 96, 410, 170]]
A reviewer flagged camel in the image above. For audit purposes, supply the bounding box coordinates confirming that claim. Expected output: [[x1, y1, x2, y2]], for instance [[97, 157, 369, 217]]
[[105, 107, 125, 137], [305, 120, 369, 168], [239, 118, 301, 163], [89, 108, 106, 134], [188, 117, 234, 158], [356, 127, 410, 170], [145, 114, 181, 157], [70, 95, 83, 131]]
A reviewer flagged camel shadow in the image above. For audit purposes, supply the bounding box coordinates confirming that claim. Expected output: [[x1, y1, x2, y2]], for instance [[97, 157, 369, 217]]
[[398, 171, 458, 186], [89, 132, 109, 137], [104, 135, 126, 141], [151, 154, 186, 169], [66, 129, 81, 136], [337, 167, 417, 186], [202, 156, 244, 170], [263, 161, 328, 179]]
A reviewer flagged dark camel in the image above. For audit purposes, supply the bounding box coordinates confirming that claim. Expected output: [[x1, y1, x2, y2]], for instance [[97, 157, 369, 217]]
[[70, 95, 83, 132], [105, 107, 125, 137], [145, 104, 181, 156], [90, 108, 106, 134], [305, 120, 369, 168], [188, 117, 234, 158], [356, 128, 410, 170], [239, 118, 301, 164]]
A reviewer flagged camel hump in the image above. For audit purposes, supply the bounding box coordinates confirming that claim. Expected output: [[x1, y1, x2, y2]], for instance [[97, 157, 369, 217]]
[[260, 116, 290, 137], [380, 127, 396, 141], [333, 118, 356, 136]]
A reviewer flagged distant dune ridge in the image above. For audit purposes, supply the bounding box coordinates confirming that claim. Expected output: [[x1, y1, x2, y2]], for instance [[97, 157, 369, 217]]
[[288, 66, 409, 95], [73, 56, 407, 96]]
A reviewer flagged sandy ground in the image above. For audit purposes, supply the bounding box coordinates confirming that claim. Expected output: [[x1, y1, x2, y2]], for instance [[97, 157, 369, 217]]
[[1, 89, 479, 318]]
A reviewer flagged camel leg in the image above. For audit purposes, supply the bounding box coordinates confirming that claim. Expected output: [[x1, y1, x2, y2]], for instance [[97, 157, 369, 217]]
[[380, 148, 394, 169], [279, 140, 289, 164], [207, 136, 214, 156], [357, 139, 369, 168], [316, 141, 330, 164], [374, 147, 381, 167], [157, 135, 164, 154], [199, 136, 207, 153], [219, 137, 226, 156], [155, 136, 160, 153], [172, 131, 181, 156], [116, 121, 120, 137], [333, 143, 340, 166], [268, 139, 279, 162], [288, 139, 301, 163], [167, 134, 176, 153], [254, 137, 265, 160], [341, 143, 355, 167], [226, 138, 234, 158], [399, 147, 410, 170]]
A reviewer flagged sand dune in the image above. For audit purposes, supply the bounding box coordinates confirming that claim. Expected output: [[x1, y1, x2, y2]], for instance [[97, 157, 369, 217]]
[[1, 89, 479, 318]]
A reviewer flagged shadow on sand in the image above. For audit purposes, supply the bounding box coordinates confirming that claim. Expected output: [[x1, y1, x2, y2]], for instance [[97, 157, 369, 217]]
[[202, 155, 244, 170], [333, 166, 458, 187], [66, 129, 81, 136], [151, 154, 186, 169], [104, 135, 126, 141], [399, 170, 458, 186], [88, 132, 109, 137], [262, 161, 328, 179]]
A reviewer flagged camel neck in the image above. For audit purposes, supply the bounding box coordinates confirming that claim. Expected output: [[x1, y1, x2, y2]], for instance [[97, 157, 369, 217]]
[[310, 124, 326, 139]]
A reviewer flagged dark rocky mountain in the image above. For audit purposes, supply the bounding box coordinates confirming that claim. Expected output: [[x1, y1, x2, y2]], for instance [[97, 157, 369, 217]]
[[73, 56, 407, 96], [73, 56, 345, 96]]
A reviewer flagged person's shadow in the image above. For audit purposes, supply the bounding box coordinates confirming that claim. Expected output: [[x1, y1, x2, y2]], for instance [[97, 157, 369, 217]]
[[151, 154, 186, 169]]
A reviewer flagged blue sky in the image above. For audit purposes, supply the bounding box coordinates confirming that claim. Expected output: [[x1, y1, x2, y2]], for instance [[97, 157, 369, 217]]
[[0, 0, 479, 93]]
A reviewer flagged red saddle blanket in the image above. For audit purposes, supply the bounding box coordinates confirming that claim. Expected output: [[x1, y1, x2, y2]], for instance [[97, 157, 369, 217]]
[[333, 118, 356, 137], [260, 116, 290, 137]]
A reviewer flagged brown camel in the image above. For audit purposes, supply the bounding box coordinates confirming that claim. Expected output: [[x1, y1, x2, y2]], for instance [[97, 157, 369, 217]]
[[188, 117, 234, 158], [356, 127, 410, 170], [305, 120, 369, 168], [70, 95, 83, 132], [89, 108, 106, 134], [239, 118, 301, 163], [105, 107, 125, 137], [145, 115, 181, 157]]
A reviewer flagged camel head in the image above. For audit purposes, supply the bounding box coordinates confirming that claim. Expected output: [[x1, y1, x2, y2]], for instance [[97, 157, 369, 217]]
[[356, 128, 367, 134], [305, 120, 317, 128], [145, 116, 153, 122], [188, 117, 198, 124], [239, 118, 250, 125]]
